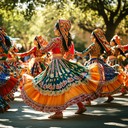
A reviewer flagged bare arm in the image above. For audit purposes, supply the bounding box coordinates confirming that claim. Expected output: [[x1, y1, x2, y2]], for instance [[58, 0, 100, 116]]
[[75, 43, 94, 58]]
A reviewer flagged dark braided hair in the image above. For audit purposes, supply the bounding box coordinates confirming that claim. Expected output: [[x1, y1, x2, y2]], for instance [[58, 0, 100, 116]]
[[55, 23, 72, 52], [34, 36, 41, 49], [92, 32, 106, 54], [4, 36, 12, 48]]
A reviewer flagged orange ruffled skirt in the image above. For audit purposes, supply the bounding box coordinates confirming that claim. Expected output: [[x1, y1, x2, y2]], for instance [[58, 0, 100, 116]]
[[21, 59, 102, 112]]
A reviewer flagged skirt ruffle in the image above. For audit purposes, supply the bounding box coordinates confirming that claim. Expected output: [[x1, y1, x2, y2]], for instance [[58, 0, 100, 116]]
[[21, 59, 102, 112], [0, 76, 19, 98], [86, 58, 123, 96], [100, 74, 123, 96]]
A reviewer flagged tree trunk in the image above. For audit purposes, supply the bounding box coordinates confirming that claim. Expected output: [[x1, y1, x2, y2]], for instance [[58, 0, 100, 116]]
[[105, 24, 117, 42], [0, 15, 3, 26]]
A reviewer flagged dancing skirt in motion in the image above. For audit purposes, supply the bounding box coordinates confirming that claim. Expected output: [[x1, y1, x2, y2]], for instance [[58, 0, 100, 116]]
[[30, 59, 46, 77], [0, 66, 19, 100], [85, 58, 123, 97], [21, 58, 107, 112]]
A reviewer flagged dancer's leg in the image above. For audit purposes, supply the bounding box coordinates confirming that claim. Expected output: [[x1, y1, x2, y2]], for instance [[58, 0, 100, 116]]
[[75, 102, 87, 114]]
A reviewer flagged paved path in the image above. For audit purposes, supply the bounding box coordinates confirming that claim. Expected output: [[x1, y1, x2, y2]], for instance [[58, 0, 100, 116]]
[[0, 92, 128, 128]]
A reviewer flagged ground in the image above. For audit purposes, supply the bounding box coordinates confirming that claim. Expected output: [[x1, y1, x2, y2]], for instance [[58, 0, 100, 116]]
[[0, 91, 128, 128]]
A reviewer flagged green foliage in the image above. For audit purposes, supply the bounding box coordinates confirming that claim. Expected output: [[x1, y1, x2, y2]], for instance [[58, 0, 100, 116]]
[[0, 0, 128, 52]]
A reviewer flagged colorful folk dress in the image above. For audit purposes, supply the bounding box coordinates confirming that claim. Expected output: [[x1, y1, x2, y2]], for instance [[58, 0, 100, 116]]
[[21, 37, 102, 112], [16, 46, 46, 77], [83, 42, 123, 97]]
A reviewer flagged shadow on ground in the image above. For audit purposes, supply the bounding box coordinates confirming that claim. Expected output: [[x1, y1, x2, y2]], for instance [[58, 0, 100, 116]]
[[0, 93, 128, 128]]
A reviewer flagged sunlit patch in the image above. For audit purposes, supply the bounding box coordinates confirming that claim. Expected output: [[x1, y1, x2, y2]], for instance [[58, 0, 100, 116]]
[[0, 119, 10, 122], [121, 118, 128, 121], [8, 108, 18, 112], [63, 110, 74, 116], [113, 101, 128, 106], [104, 122, 128, 127], [0, 124, 14, 128], [85, 111, 105, 116], [22, 108, 43, 114], [14, 91, 21, 97], [27, 115, 49, 120], [50, 127, 62, 128], [14, 98, 23, 101], [105, 108, 121, 112]]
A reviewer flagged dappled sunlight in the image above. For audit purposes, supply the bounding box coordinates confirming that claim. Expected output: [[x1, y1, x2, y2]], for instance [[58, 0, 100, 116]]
[[85, 108, 121, 116], [0, 124, 14, 128], [49, 127, 62, 128], [8, 108, 19, 112], [104, 122, 128, 127], [121, 118, 128, 121], [0, 94, 127, 128], [0, 119, 10, 122], [14, 97, 23, 102], [105, 108, 121, 113]]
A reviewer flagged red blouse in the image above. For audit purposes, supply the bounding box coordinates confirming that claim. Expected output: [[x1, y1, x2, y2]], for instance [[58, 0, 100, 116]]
[[41, 37, 62, 54], [41, 37, 74, 59]]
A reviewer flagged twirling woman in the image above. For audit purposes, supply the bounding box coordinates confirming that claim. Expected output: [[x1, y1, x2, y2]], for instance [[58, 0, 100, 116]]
[[21, 20, 104, 119], [75, 28, 124, 103]]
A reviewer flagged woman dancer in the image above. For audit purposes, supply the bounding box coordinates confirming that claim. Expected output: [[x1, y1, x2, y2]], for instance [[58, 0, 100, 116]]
[[75, 28, 124, 103], [21, 19, 103, 119], [15, 36, 47, 77]]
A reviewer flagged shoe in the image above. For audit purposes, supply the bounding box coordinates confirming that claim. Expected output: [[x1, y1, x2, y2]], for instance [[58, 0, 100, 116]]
[[75, 107, 87, 114], [104, 97, 114, 103], [48, 113, 63, 119]]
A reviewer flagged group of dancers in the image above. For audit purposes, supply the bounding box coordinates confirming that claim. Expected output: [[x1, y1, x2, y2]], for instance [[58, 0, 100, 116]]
[[0, 19, 128, 119]]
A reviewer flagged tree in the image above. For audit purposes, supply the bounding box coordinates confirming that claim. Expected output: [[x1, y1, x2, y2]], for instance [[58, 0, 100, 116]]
[[71, 0, 128, 41], [1, 0, 128, 41]]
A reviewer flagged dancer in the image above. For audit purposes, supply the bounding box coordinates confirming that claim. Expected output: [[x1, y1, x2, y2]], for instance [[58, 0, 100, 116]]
[[0, 28, 19, 102], [107, 35, 126, 69], [107, 35, 127, 97], [21, 19, 103, 119], [15, 36, 47, 77], [75, 28, 124, 103]]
